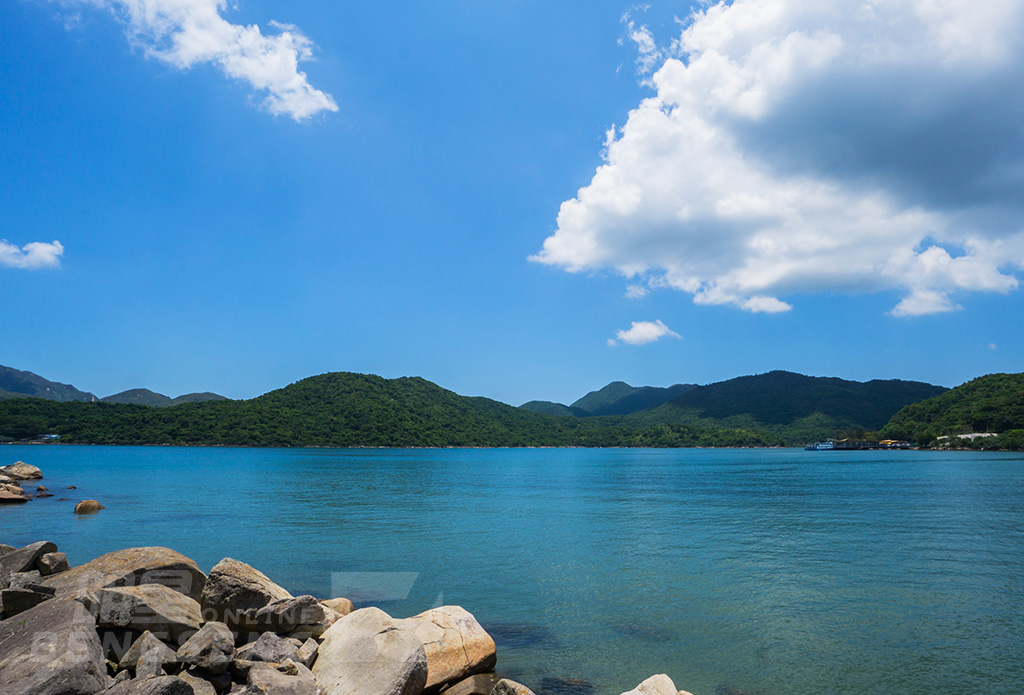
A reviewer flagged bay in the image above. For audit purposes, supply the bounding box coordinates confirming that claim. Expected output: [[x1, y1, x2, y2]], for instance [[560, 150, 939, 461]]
[[2, 446, 1023, 695]]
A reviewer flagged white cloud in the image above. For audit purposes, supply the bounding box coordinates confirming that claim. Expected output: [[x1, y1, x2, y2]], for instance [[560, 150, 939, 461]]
[[625, 284, 649, 299], [610, 319, 681, 346], [533, 0, 1024, 316], [66, 0, 337, 120], [0, 240, 64, 269]]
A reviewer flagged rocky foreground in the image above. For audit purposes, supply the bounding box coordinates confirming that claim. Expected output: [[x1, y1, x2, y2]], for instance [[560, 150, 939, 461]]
[[0, 540, 693, 695]]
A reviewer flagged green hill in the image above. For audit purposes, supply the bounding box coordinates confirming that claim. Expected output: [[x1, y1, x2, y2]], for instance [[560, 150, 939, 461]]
[[519, 400, 588, 417], [100, 389, 227, 407], [0, 365, 97, 402], [882, 373, 1024, 448], [568, 381, 696, 416], [628, 371, 947, 445], [0, 372, 779, 448]]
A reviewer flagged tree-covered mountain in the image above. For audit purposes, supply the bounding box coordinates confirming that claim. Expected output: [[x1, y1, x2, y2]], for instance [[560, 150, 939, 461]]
[[626, 371, 947, 445], [518, 401, 588, 417], [100, 389, 227, 407], [0, 372, 779, 448], [522, 381, 697, 418], [0, 365, 97, 402], [881, 373, 1024, 447]]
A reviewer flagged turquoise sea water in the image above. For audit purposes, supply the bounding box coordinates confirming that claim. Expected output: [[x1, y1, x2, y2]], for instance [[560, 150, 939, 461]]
[[2, 446, 1023, 695]]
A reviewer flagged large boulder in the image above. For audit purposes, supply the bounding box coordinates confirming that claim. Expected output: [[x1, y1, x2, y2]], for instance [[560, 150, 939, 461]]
[[177, 621, 236, 674], [0, 541, 57, 588], [96, 583, 203, 644], [40, 547, 207, 603], [100, 675, 196, 694], [1, 461, 43, 480], [320, 597, 354, 617], [313, 607, 428, 695], [245, 661, 318, 695], [237, 630, 300, 664], [618, 675, 685, 695], [0, 490, 28, 504], [37, 552, 70, 576], [0, 598, 110, 695], [200, 558, 291, 632], [399, 606, 496, 690], [119, 630, 179, 674], [0, 586, 53, 616], [254, 594, 339, 638]]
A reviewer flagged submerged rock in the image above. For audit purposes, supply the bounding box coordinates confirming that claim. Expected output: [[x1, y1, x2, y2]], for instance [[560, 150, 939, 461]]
[[75, 499, 105, 514], [313, 606, 428, 695], [0, 598, 110, 695]]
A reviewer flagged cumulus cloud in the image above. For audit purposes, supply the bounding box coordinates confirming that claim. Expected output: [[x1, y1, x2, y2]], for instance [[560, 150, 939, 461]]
[[533, 0, 1024, 316], [66, 0, 337, 120], [0, 240, 64, 269], [609, 319, 681, 346]]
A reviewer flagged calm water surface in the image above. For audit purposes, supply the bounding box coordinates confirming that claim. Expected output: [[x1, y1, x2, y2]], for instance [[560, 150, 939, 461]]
[[2, 446, 1023, 695]]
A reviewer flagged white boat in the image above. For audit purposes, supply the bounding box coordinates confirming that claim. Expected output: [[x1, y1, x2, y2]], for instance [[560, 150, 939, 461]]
[[804, 441, 835, 450]]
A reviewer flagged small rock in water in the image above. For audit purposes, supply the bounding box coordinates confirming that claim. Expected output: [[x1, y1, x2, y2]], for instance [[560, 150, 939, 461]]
[[74, 499, 105, 514]]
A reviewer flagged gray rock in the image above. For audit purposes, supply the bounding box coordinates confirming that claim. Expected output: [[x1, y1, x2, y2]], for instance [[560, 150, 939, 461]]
[[246, 661, 317, 695], [238, 630, 300, 664], [254, 594, 337, 637], [200, 558, 292, 632], [0, 543, 15, 556], [177, 621, 236, 674], [491, 680, 537, 695], [295, 638, 318, 669], [0, 598, 110, 695], [312, 606, 428, 695], [9, 569, 43, 589], [119, 630, 178, 672], [319, 597, 353, 617], [399, 606, 496, 690], [100, 675, 196, 695], [618, 675, 684, 695], [179, 670, 218, 695], [96, 584, 203, 644], [1, 461, 43, 480], [0, 541, 57, 588], [443, 674, 501, 695], [0, 586, 52, 616], [37, 552, 70, 576], [40, 546, 207, 603]]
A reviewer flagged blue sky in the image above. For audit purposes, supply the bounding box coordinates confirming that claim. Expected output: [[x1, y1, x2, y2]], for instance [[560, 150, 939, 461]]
[[2, 0, 1023, 406]]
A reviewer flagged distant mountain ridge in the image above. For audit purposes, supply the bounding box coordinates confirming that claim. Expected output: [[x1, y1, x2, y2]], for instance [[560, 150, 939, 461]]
[[0, 364, 963, 448], [100, 389, 227, 407], [0, 364, 225, 406], [0, 365, 97, 402], [0, 372, 777, 448], [521, 381, 696, 417]]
